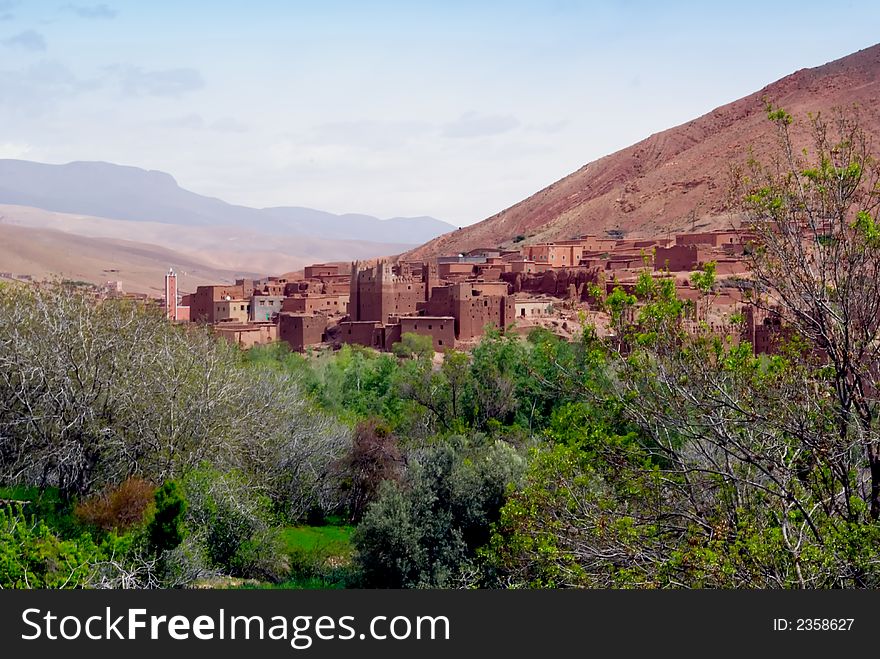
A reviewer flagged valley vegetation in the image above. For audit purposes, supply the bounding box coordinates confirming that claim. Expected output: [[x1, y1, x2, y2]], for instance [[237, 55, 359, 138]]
[[3, 108, 880, 588]]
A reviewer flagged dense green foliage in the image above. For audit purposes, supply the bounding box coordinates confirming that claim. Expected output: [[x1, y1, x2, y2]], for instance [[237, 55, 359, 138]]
[[354, 437, 525, 587], [147, 481, 187, 555], [0, 506, 100, 588]]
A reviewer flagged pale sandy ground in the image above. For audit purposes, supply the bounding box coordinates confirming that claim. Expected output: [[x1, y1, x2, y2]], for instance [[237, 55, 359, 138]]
[[0, 204, 414, 277], [0, 223, 257, 295]]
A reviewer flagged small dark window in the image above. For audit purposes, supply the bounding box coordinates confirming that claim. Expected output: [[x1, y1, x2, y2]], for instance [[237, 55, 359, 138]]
[[438, 340, 443, 346], [428, 324, 432, 330]]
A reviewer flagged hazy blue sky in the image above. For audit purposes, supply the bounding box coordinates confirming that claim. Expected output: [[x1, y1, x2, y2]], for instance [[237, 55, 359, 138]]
[[0, 1, 878, 225]]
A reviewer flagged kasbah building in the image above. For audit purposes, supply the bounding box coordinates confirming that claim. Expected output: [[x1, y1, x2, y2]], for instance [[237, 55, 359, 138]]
[[161, 228, 792, 356]]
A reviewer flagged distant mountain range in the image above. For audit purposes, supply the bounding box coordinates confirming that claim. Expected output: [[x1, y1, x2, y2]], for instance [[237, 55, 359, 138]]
[[0, 159, 456, 292], [0, 159, 456, 245], [407, 43, 880, 260]]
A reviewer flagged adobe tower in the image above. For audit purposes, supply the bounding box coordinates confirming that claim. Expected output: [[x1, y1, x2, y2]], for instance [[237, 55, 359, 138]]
[[164, 268, 178, 321]]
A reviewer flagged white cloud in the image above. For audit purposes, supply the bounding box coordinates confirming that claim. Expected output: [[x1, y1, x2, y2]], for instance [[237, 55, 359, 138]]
[[306, 119, 431, 150], [0, 60, 100, 115], [526, 119, 570, 134], [62, 4, 117, 19], [2, 29, 46, 51], [0, 1, 15, 21], [110, 65, 204, 98], [0, 141, 32, 158], [441, 111, 520, 139], [210, 117, 247, 133], [151, 113, 205, 130]]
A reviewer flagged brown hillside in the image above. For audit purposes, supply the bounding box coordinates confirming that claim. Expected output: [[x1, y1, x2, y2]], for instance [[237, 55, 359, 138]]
[[407, 44, 880, 259], [0, 224, 259, 295], [0, 204, 414, 276]]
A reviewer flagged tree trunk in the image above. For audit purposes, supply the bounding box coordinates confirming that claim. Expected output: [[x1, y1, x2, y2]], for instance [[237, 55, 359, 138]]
[[869, 448, 880, 520]]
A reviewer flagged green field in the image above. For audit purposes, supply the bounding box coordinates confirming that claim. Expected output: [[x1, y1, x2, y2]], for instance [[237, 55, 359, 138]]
[[243, 521, 356, 589], [280, 522, 354, 558], [0, 484, 45, 501]]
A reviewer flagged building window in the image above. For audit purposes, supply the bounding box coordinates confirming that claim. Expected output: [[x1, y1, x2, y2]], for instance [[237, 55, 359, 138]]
[[438, 340, 443, 346], [428, 324, 432, 330]]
